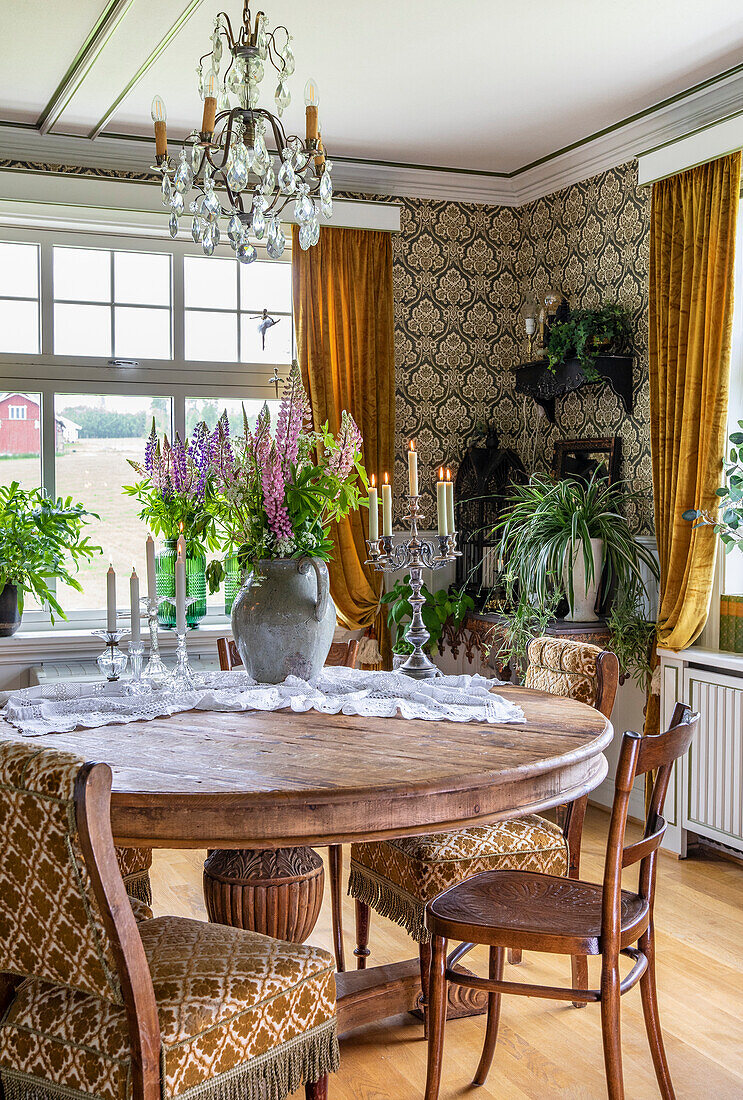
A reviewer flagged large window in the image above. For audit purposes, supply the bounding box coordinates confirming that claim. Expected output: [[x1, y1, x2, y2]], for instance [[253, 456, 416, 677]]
[[0, 226, 291, 628]]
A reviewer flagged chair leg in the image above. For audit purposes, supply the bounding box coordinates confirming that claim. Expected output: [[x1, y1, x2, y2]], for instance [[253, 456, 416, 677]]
[[571, 954, 589, 1009], [419, 939, 432, 1037], [508, 947, 522, 965], [353, 898, 371, 970], [473, 945, 505, 1087], [425, 935, 448, 1100], [639, 928, 676, 1100], [328, 845, 345, 972], [600, 961, 625, 1100], [305, 1075, 328, 1099]]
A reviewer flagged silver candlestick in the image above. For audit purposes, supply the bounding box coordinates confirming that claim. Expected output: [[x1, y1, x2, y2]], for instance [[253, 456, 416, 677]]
[[365, 495, 461, 680], [141, 597, 169, 690]]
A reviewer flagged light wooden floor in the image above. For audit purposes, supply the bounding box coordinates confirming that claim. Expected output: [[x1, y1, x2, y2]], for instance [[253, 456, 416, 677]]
[[151, 807, 743, 1099]]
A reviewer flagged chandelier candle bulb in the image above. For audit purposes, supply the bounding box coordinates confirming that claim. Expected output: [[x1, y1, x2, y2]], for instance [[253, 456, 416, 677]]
[[150, 95, 167, 158], [201, 70, 218, 137], [445, 468, 455, 534], [146, 536, 156, 601], [106, 564, 117, 633], [129, 568, 140, 647], [407, 440, 419, 496], [382, 473, 392, 537], [437, 469, 449, 536], [368, 475, 379, 542]]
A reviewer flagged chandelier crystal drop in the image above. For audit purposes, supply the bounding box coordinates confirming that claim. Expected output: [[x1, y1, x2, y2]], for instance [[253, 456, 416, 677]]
[[148, 1, 331, 264]]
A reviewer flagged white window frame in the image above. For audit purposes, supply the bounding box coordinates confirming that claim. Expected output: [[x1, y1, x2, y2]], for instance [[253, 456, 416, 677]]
[[8, 405, 27, 420], [0, 224, 291, 631]]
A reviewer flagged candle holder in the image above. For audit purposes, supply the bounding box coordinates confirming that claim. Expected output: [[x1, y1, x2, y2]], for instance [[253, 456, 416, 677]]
[[164, 596, 199, 693], [365, 495, 461, 680], [93, 629, 130, 682], [126, 642, 147, 695], [141, 597, 169, 690]]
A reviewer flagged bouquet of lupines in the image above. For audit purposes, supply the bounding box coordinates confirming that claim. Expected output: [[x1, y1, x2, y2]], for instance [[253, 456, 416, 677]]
[[209, 360, 367, 566], [124, 421, 220, 551]]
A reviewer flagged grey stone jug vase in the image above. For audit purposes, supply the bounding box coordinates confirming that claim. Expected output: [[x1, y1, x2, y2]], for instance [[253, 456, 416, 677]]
[[230, 556, 336, 683]]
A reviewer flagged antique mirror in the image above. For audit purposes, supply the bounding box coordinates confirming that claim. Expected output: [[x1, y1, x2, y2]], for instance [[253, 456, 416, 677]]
[[553, 436, 620, 484]]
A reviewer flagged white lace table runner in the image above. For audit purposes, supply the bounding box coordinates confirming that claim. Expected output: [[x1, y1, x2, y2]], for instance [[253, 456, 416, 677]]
[[1, 667, 524, 738]]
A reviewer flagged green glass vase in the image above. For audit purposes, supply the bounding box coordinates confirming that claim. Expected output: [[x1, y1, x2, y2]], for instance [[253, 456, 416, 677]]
[[224, 553, 247, 616], [155, 539, 207, 629]]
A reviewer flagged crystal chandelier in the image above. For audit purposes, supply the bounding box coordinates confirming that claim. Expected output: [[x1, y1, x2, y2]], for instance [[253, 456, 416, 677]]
[[150, 1, 333, 263]]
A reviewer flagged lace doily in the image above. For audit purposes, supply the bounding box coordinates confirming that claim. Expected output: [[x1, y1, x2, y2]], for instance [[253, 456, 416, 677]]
[[2, 667, 524, 738]]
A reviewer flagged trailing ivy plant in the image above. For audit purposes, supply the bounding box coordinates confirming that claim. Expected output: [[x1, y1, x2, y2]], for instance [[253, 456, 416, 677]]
[[606, 585, 656, 690], [546, 303, 633, 381], [683, 421, 743, 555], [487, 579, 561, 682], [0, 482, 101, 622], [381, 577, 475, 656]]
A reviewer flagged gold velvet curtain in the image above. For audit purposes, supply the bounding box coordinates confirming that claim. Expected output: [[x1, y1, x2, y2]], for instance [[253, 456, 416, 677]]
[[292, 224, 395, 665], [646, 152, 740, 741]]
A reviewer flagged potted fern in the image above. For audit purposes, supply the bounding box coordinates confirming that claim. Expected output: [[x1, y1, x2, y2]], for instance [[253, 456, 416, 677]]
[[495, 473, 658, 622]]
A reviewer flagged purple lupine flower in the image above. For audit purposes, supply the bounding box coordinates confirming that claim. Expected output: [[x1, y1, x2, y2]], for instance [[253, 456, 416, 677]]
[[275, 361, 309, 470], [254, 402, 272, 467], [210, 412, 235, 493], [144, 419, 158, 474], [189, 420, 211, 501], [170, 433, 189, 495]]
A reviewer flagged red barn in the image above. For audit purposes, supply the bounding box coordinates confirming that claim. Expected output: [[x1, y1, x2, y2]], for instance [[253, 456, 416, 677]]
[[0, 393, 78, 456]]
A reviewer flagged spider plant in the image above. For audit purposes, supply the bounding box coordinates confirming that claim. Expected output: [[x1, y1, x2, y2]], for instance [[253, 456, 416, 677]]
[[494, 473, 658, 615]]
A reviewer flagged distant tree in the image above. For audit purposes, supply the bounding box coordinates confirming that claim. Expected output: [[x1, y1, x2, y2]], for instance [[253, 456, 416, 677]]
[[150, 398, 170, 435], [187, 399, 219, 435], [61, 407, 147, 439]]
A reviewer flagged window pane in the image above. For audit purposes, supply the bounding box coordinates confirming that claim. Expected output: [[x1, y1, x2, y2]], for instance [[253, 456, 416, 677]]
[[184, 255, 237, 310], [0, 242, 39, 298], [240, 313, 293, 364], [54, 395, 172, 612], [0, 390, 41, 490], [0, 299, 39, 353], [114, 251, 170, 307], [53, 247, 111, 302], [54, 303, 111, 357], [240, 260, 292, 312], [185, 310, 237, 361], [115, 306, 171, 359]]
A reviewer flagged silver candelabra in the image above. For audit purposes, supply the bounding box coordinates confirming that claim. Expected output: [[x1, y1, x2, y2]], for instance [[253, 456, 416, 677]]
[[365, 495, 460, 680]]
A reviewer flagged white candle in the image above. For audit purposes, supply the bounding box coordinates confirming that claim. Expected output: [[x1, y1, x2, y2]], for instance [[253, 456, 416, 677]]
[[129, 567, 141, 646], [146, 535, 156, 601], [436, 468, 449, 536], [445, 468, 455, 534], [106, 564, 117, 632], [368, 475, 379, 542], [175, 546, 186, 635], [176, 527, 186, 560], [407, 440, 418, 496], [381, 473, 392, 536]]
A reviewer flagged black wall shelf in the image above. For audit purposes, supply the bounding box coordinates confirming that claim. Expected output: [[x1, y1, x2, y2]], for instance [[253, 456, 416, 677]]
[[513, 354, 634, 423]]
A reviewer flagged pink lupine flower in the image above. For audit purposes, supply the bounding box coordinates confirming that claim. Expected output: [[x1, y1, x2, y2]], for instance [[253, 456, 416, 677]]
[[327, 411, 363, 481], [261, 440, 293, 543], [275, 360, 310, 470]]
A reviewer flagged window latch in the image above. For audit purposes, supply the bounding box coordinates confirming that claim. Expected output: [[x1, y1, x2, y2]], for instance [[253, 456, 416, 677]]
[[107, 359, 140, 368]]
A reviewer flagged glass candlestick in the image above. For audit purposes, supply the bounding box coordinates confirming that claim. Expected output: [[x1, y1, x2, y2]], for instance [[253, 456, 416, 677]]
[[164, 596, 199, 693], [93, 629, 130, 682], [141, 596, 169, 690], [126, 642, 147, 695]]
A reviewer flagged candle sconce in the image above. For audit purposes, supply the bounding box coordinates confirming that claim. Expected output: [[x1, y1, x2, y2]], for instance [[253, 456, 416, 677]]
[[365, 495, 460, 681]]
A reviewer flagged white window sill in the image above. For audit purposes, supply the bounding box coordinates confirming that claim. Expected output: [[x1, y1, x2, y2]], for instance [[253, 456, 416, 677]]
[[0, 622, 229, 666], [657, 645, 743, 674]]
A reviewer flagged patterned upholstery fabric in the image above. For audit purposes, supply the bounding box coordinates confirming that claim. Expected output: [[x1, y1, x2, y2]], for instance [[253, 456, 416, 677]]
[[128, 895, 153, 922], [115, 845, 153, 907], [523, 635, 602, 708], [0, 916, 338, 1100], [349, 816, 568, 942], [0, 740, 122, 1004]]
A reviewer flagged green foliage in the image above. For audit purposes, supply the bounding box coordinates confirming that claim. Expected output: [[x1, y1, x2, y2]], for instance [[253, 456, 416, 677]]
[[0, 482, 101, 622], [488, 581, 561, 680], [546, 303, 633, 381], [606, 585, 656, 690], [381, 577, 475, 655], [61, 406, 147, 439], [683, 420, 743, 555], [495, 473, 659, 616], [122, 479, 220, 551]]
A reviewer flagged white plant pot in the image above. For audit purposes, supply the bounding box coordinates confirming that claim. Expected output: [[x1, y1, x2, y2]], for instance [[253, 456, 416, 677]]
[[563, 537, 604, 622]]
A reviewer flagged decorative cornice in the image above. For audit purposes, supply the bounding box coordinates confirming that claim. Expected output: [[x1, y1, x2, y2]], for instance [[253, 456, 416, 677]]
[[2, 61, 743, 206]]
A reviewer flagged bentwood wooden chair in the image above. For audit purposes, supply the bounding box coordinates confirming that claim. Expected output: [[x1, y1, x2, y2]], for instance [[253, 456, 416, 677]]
[[423, 702, 698, 1100], [347, 636, 619, 1013], [217, 634, 360, 973], [0, 739, 339, 1100]]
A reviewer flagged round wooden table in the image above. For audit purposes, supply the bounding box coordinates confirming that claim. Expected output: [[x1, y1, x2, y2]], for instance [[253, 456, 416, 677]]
[[2, 686, 611, 1033]]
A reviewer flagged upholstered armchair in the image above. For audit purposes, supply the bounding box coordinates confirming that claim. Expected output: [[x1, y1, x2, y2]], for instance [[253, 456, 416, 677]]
[[0, 739, 339, 1100], [347, 636, 619, 1010]]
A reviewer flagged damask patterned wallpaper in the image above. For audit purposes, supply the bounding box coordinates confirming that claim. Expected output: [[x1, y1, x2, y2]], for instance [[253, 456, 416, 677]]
[[361, 161, 653, 534]]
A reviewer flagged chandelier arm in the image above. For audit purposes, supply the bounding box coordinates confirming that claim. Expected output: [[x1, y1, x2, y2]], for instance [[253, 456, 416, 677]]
[[216, 12, 237, 43]]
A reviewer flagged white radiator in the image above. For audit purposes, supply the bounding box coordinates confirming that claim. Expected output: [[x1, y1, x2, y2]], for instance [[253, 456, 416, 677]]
[[683, 667, 743, 852]]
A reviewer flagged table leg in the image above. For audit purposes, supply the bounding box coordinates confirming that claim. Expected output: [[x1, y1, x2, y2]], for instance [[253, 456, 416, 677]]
[[203, 847, 324, 942]]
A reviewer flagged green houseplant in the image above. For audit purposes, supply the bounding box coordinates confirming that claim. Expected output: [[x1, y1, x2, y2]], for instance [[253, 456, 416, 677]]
[[382, 577, 474, 657], [495, 473, 658, 622], [546, 303, 633, 381], [683, 420, 743, 555], [487, 580, 561, 681], [0, 482, 101, 635]]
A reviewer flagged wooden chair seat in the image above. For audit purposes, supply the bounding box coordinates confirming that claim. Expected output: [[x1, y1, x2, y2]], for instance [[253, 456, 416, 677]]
[[427, 870, 650, 956]]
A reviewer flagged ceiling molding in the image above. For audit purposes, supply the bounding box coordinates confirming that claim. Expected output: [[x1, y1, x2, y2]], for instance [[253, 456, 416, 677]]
[[3, 60, 743, 207]]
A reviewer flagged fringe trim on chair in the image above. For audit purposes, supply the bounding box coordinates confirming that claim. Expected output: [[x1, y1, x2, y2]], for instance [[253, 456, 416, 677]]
[[123, 868, 153, 907], [0, 1019, 340, 1100], [348, 863, 429, 943]]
